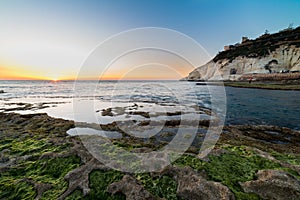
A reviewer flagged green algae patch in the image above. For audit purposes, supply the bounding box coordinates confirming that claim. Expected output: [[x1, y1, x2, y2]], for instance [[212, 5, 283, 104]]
[[0, 155, 81, 200], [205, 152, 276, 182], [65, 189, 84, 200], [2, 136, 71, 159], [136, 173, 178, 200], [31, 156, 81, 199], [271, 152, 300, 165], [173, 154, 205, 170], [204, 146, 283, 199], [0, 179, 36, 200], [10, 138, 52, 156], [83, 170, 125, 200], [39, 156, 81, 179], [173, 145, 287, 200], [0, 139, 13, 151]]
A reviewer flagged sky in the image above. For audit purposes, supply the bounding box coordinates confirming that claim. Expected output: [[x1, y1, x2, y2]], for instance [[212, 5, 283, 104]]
[[0, 0, 299, 80]]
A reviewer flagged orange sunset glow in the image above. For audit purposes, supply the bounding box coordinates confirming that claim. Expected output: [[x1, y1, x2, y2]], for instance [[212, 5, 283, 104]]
[[0, 66, 193, 81]]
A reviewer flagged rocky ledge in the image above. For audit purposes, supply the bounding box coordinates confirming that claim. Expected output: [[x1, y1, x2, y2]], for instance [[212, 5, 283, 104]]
[[0, 112, 300, 199]]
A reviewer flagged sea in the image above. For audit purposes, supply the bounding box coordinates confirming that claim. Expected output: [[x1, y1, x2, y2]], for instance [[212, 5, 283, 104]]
[[0, 80, 299, 130]]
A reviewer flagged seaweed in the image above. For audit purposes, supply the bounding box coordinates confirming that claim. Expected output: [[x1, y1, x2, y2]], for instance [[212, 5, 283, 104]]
[[83, 170, 125, 200], [65, 189, 83, 200], [0, 180, 36, 200], [173, 145, 292, 200], [136, 173, 178, 200], [271, 152, 300, 165], [0, 155, 81, 200]]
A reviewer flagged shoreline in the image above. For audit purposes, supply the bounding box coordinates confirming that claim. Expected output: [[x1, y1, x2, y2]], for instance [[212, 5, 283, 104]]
[[224, 81, 300, 90], [193, 80, 300, 90]]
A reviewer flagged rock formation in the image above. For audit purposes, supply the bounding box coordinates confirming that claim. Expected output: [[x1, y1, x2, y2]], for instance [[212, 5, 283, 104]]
[[186, 26, 300, 81], [241, 169, 300, 200]]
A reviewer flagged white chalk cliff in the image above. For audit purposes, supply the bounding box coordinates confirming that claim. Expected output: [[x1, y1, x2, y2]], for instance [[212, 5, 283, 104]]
[[186, 27, 300, 81]]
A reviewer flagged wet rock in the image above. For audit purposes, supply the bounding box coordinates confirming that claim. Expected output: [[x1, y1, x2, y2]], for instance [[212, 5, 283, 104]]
[[108, 175, 159, 200], [198, 119, 210, 127], [241, 169, 300, 200], [165, 120, 181, 126], [102, 108, 113, 116], [128, 111, 150, 118], [59, 158, 109, 200], [100, 122, 120, 131], [161, 166, 235, 200], [166, 111, 182, 116], [138, 120, 151, 126], [220, 125, 300, 154]]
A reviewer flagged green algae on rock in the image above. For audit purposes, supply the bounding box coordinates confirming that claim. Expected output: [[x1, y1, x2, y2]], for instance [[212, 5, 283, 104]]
[[1, 112, 300, 199]]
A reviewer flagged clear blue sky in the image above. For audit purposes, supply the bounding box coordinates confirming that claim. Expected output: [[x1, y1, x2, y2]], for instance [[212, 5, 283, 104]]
[[0, 0, 299, 79]]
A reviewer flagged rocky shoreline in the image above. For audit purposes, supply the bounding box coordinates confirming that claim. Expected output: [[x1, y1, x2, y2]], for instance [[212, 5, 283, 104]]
[[1, 112, 300, 199], [189, 73, 300, 90], [222, 73, 300, 90], [223, 81, 300, 90]]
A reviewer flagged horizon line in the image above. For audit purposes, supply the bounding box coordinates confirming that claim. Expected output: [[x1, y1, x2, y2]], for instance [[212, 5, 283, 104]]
[[0, 78, 180, 81]]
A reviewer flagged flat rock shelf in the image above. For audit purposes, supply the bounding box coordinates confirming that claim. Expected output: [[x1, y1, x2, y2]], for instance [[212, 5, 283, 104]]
[[0, 112, 300, 199]]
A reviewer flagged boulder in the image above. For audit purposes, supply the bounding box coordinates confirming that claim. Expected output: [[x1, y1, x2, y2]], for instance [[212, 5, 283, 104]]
[[241, 169, 300, 200]]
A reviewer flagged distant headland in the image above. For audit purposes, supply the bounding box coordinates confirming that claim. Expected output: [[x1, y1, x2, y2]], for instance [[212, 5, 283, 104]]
[[185, 26, 300, 86]]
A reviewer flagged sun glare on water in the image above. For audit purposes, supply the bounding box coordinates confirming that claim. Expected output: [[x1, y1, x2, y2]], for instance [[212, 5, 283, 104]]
[[51, 78, 59, 82]]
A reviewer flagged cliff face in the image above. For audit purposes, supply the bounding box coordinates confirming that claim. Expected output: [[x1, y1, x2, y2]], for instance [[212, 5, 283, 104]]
[[187, 27, 300, 81]]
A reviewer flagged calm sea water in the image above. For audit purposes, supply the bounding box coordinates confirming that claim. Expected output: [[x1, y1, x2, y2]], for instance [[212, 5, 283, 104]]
[[0, 80, 299, 130]]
